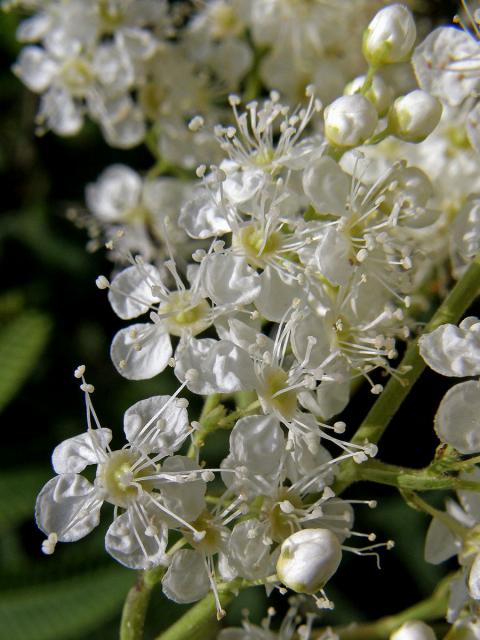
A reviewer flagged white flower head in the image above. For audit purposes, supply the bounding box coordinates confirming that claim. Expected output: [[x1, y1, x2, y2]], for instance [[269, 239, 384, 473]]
[[35, 371, 210, 569], [419, 317, 480, 377]]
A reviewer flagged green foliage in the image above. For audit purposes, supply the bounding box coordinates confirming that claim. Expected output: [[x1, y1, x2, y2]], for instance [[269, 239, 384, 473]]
[[0, 467, 49, 535], [0, 566, 134, 640], [0, 310, 52, 413]]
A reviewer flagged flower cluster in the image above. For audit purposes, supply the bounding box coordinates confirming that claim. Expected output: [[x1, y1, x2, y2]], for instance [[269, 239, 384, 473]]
[[9, 0, 480, 637]]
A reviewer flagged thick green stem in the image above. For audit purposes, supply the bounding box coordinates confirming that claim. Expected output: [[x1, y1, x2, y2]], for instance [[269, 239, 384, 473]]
[[120, 574, 153, 640], [334, 256, 480, 494], [355, 459, 480, 493], [315, 574, 451, 639], [153, 590, 234, 640]]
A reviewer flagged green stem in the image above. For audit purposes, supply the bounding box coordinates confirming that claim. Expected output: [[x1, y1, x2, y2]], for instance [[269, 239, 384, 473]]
[[360, 65, 378, 95], [217, 399, 260, 427], [153, 590, 235, 640], [334, 255, 480, 494], [355, 459, 480, 494], [120, 574, 153, 640], [315, 574, 451, 639], [401, 491, 469, 539]]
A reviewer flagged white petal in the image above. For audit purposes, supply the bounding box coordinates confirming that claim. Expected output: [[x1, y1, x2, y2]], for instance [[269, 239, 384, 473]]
[[413, 27, 480, 106], [162, 549, 209, 603], [469, 554, 480, 600], [222, 168, 265, 204], [447, 574, 470, 623], [256, 267, 302, 322], [467, 102, 480, 153], [13, 46, 57, 92], [86, 164, 142, 222], [108, 264, 161, 320], [97, 96, 146, 149], [174, 338, 253, 394], [302, 156, 349, 216], [315, 228, 352, 286], [158, 456, 206, 524], [38, 87, 83, 136], [202, 254, 260, 306], [111, 323, 172, 380], [285, 440, 334, 493], [229, 415, 284, 476], [123, 396, 189, 455], [291, 313, 331, 371], [424, 516, 458, 564], [435, 381, 480, 453], [299, 365, 350, 421], [17, 13, 52, 42], [228, 519, 273, 580], [222, 318, 271, 352], [35, 474, 101, 542], [52, 429, 112, 474], [458, 468, 480, 521], [179, 189, 231, 239], [105, 509, 168, 569], [419, 320, 480, 377]]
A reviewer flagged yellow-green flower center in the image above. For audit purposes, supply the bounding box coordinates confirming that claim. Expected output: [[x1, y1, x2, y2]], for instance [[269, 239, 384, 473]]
[[99, 450, 156, 508], [259, 366, 297, 420], [234, 224, 283, 268], [159, 291, 211, 337]]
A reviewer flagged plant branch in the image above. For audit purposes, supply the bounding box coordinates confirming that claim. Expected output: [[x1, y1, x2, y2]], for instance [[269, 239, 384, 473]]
[[120, 573, 153, 640], [314, 574, 451, 639], [153, 589, 235, 640], [334, 255, 480, 494]]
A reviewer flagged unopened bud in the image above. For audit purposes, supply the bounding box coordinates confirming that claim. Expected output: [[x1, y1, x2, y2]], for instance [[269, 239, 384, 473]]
[[389, 90, 442, 143], [276, 529, 342, 594], [324, 95, 378, 148], [344, 74, 394, 117], [363, 4, 416, 66], [390, 620, 437, 640]]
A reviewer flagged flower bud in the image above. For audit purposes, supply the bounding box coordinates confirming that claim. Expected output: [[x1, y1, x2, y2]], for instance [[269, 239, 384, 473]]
[[344, 74, 394, 117], [388, 90, 442, 143], [363, 4, 416, 66], [324, 95, 378, 147], [390, 620, 437, 640], [276, 528, 342, 594]]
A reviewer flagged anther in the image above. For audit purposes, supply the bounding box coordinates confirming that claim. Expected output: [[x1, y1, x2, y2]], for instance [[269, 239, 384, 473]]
[[74, 365, 86, 379], [188, 115, 204, 132], [96, 275, 110, 289]]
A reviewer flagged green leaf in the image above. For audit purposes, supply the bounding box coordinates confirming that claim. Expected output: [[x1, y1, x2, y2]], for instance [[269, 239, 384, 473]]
[[0, 467, 49, 535], [0, 311, 52, 412], [0, 566, 134, 640]]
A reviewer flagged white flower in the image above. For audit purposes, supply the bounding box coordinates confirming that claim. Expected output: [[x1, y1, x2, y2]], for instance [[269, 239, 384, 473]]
[[35, 377, 210, 569], [413, 27, 480, 107], [419, 317, 480, 377]]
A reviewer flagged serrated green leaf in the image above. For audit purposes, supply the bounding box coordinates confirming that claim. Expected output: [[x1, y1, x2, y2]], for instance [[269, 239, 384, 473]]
[[0, 566, 133, 640], [0, 467, 49, 534], [0, 311, 52, 412]]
